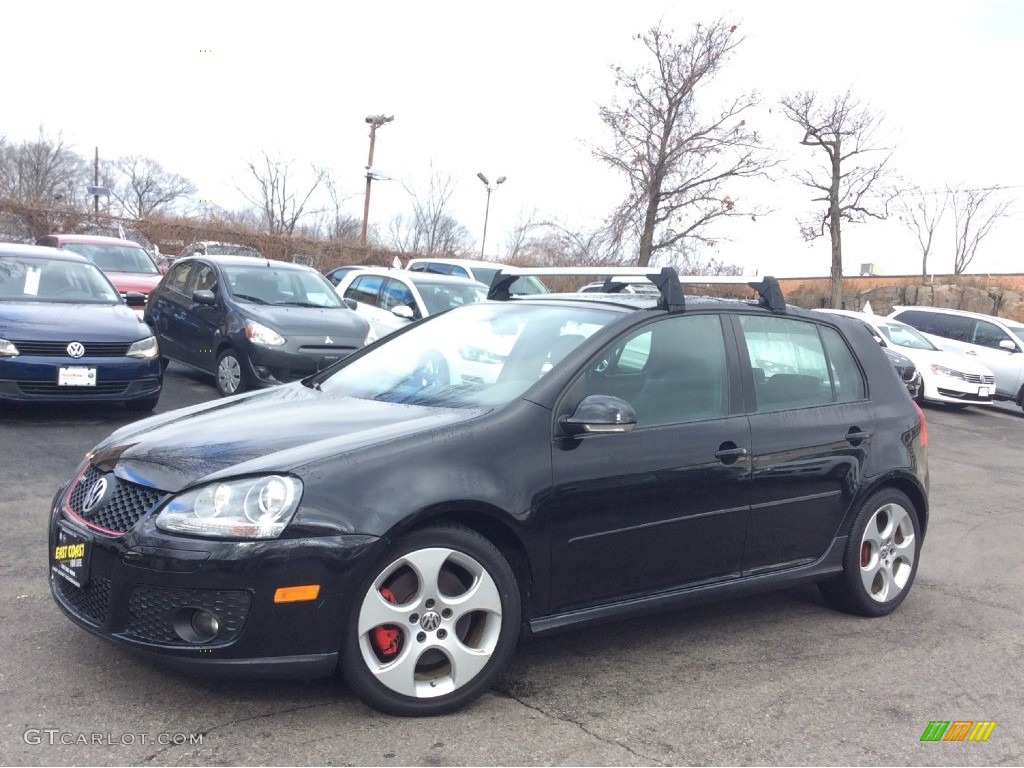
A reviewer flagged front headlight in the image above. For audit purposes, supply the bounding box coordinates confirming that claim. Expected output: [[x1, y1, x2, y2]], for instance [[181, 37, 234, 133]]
[[126, 335, 159, 359], [246, 321, 286, 346], [930, 363, 963, 379], [0, 338, 19, 357], [156, 475, 302, 539]]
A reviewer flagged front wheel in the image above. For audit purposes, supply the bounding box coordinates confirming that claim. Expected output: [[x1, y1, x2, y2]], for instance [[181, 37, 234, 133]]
[[819, 488, 921, 617], [341, 523, 521, 716], [215, 348, 248, 397]]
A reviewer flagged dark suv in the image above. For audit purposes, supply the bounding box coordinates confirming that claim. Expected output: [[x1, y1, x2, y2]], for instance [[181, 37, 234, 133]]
[[144, 255, 371, 395], [49, 269, 928, 716]]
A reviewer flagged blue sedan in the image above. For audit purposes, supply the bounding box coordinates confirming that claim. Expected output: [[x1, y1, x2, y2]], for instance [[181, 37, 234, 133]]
[[0, 243, 163, 410]]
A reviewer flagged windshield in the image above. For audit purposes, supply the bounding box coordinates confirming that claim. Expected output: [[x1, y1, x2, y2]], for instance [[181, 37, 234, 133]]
[[316, 302, 616, 408], [877, 321, 939, 351], [1003, 320, 1024, 337], [225, 265, 342, 307], [0, 257, 121, 304], [415, 279, 487, 315], [61, 243, 159, 275]]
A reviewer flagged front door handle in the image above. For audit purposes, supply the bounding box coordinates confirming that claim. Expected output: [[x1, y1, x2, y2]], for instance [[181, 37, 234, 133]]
[[715, 443, 748, 464]]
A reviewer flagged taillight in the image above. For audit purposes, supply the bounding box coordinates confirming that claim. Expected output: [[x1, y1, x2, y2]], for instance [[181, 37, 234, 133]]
[[912, 401, 928, 447]]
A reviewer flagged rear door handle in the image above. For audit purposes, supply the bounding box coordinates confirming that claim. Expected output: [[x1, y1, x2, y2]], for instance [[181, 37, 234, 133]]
[[846, 428, 871, 444]]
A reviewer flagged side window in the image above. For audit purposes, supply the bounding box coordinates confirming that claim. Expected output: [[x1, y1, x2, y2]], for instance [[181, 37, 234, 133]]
[[451, 266, 470, 278], [586, 315, 729, 427], [166, 263, 193, 295], [344, 275, 383, 307], [820, 326, 866, 403], [191, 263, 217, 292], [380, 278, 416, 313], [925, 313, 973, 342], [891, 309, 932, 330], [972, 320, 1011, 349], [740, 316, 832, 411]]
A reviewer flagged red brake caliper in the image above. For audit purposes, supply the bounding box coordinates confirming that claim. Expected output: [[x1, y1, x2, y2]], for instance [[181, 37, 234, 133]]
[[371, 587, 401, 657]]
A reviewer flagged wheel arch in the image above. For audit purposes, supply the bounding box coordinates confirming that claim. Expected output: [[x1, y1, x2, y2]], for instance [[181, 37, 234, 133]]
[[388, 503, 535, 629], [850, 474, 929, 539]]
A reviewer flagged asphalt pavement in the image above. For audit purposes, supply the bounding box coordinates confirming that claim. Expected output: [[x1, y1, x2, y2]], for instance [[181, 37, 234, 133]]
[[0, 366, 1021, 766]]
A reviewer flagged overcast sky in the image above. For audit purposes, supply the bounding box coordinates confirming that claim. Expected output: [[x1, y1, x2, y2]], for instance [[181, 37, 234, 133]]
[[5, 1, 1023, 276]]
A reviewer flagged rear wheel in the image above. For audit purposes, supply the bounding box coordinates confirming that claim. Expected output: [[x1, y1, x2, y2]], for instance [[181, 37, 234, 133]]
[[215, 348, 248, 397], [819, 488, 921, 617], [341, 523, 521, 716]]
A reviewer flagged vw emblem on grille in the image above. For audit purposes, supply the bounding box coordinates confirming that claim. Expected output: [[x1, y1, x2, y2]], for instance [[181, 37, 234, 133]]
[[324, 335, 334, 345], [420, 611, 441, 631], [81, 477, 109, 515], [66, 341, 86, 358]]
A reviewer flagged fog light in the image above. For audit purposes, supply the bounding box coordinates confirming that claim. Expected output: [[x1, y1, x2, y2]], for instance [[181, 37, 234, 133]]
[[172, 607, 220, 644], [191, 610, 220, 639]]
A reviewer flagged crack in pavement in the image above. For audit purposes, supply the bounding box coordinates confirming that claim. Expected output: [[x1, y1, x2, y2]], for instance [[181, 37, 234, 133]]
[[142, 700, 336, 764], [498, 689, 667, 766]]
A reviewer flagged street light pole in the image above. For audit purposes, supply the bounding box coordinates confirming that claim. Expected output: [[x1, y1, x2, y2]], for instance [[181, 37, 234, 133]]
[[361, 114, 394, 247], [477, 172, 506, 259]]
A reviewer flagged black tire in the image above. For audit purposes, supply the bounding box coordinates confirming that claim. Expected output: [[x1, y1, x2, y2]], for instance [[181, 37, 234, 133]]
[[341, 523, 521, 716], [215, 348, 249, 397], [819, 488, 921, 617], [125, 394, 160, 412]]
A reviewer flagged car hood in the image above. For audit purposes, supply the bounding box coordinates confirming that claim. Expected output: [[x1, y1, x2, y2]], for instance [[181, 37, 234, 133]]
[[892, 345, 995, 376], [103, 272, 163, 293], [0, 301, 151, 341], [91, 383, 485, 493], [239, 303, 368, 338]]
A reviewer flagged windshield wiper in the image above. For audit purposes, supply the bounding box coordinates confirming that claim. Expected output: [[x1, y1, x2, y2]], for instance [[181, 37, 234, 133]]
[[275, 301, 327, 308], [234, 294, 269, 304]]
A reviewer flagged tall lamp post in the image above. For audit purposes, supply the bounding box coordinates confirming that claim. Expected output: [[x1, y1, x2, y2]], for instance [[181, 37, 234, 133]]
[[476, 172, 506, 258], [361, 114, 394, 246]]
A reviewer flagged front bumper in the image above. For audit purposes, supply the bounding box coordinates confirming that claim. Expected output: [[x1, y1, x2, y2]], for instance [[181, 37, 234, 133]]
[[48, 478, 379, 677], [244, 336, 361, 388], [923, 372, 995, 404], [0, 355, 161, 403]]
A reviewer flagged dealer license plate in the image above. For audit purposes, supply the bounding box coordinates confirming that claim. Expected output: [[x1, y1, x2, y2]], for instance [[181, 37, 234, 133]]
[[978, 386, 990, 397], [58, 367, 97, 387], [52, 523, 91, 587]]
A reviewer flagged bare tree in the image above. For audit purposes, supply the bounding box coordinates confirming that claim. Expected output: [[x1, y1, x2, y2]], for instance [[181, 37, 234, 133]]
[[594, 20, 773, 267], [781, 90, 892, 307], [316, 174, 362, 242], [386, 169, 471, 257], [104, 156, 196, 219], [2, 127, 87, 207], [892, 184, 947, 278], [950, 186, 1013, 274], [240, 151, 326, 236]]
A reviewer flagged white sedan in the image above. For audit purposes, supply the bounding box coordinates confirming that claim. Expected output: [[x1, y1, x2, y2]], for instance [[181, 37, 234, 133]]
[[817, 310, 997, 406], [335, 268, 488, 340]]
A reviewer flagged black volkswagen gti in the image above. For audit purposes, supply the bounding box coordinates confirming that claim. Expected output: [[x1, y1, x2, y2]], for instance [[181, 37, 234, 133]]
[[144, 255, 372, 396], [49, 268, 929, 716]]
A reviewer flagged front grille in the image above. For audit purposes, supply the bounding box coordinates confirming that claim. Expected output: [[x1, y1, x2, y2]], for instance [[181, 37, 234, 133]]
[[11, 340, 131, 357], [961, 373, 996, 385], [126, 586, 251, 645], [67, 468, 164, 534], [17, 381, 130, 396], [53, 574, 111, 627]]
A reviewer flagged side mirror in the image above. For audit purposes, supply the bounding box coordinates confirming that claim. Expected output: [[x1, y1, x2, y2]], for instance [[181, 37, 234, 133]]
[[392, 304, 415, 320], [344, 298, 358, 311], [999, 339, 1018, 352], [192, 289, 216, 305], [560, 394, 637, 435], [124, 291, 147, 308]]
